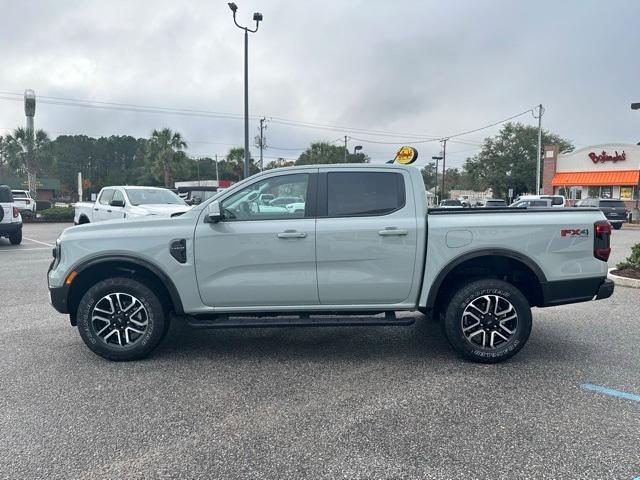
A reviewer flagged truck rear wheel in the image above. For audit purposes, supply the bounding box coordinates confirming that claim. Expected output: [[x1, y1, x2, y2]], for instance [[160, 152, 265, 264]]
[[442, 279, 532, 363], [76, 277, 168, 361]]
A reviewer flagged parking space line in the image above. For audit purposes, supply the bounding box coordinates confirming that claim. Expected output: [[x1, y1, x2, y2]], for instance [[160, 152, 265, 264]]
[[0, 247, 51, 252], [580, 383, 640, 402], [23, 237, 54, 247]]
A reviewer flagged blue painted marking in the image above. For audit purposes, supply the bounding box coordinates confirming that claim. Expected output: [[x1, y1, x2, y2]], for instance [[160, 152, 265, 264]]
[[580, 383, 640, 402]]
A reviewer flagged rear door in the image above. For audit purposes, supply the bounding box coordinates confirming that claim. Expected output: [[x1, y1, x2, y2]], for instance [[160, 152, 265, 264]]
[[315, 169, 418, 305]]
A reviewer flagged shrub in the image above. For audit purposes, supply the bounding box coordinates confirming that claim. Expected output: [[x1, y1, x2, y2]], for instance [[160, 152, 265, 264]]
[[20, 209, 36, 221], [40, 206, 75, 222], [36, 200, 51, 211], [616, 243, 640, 270]]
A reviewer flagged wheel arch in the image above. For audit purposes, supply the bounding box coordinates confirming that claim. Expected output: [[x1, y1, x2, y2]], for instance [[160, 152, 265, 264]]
[[67, 255, 184, 325], [425, 248, 547, 317]]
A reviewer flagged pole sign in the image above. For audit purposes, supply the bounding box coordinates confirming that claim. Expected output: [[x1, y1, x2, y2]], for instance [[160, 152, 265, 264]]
[[394, 146, 418, 165]]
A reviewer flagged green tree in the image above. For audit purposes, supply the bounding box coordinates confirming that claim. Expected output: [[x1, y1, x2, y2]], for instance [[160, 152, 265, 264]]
[[296, 142, 369, 165], [145, 128, 187, 188], [264, 158, 295, 170], [463, 122, 573, 199], [3, 127, 51, 198]]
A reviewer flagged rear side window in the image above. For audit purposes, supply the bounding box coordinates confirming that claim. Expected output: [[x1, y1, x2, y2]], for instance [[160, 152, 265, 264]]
[[551, 197, 564, 206], [531, 200, 548, 207], [327, 172, 405, 217], [601, 200, 626, 209], [99, 189, 115, 205]]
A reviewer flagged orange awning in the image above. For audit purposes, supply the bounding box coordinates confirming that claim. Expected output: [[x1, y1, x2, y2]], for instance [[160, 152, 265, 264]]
[[551, 170, 639, 186]]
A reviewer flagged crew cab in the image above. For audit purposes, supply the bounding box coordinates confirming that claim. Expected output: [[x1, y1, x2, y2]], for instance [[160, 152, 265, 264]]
[[49, 164, 613, 363], [74, 186, 190, 224]]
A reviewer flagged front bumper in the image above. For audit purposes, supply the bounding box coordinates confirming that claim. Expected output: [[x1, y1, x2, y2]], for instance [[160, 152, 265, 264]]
[[0, 221, 22, 234], [49, 285, 70, 314]]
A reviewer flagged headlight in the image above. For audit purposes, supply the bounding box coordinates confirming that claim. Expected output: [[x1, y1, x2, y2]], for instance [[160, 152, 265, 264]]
[[51, 239, 62, 269]]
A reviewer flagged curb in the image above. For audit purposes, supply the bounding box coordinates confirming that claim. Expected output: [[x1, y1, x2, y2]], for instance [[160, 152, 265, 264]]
[[608, 268, 640, 289]]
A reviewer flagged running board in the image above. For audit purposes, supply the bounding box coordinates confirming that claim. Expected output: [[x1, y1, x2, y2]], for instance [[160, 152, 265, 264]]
[[181, 312, 414, 329]]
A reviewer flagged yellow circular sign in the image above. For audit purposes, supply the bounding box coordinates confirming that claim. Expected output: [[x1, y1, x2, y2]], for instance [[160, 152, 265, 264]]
[[394, 146, 418, 165]]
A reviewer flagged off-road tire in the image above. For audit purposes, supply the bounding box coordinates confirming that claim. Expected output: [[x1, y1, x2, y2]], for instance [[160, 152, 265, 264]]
[[9, 228, 22, 245], [442, 279, 532, 363], [613, 223, 622, 230], [76, 277, 168, 361]]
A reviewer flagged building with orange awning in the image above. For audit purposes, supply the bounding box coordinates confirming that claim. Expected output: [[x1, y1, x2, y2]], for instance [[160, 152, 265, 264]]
[[542, 144, 640, 208]]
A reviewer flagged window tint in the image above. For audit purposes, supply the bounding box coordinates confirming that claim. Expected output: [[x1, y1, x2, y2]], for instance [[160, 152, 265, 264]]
[[99, 189, 114, 205], [0, 187, 13, 203], [112, 190, 125, 204], [551, 196, 564, 206], [531, 200, 548, 206], [600, 200, 626, 209], [222, 174, 309, 221], [327, 172, 405, 217]]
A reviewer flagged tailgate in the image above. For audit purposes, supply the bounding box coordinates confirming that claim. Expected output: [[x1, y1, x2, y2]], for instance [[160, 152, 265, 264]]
[[1, 205, 12, 224]]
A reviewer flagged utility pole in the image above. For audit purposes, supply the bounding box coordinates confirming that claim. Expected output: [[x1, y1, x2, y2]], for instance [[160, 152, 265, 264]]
[[256, 117, 267, 171], [440, 139, 448, 199], [534, 104, 544, 194], [432, 154, 442, 204], [24, 89, 36, 199], [631, 102, 639, 220], [196, 157, 201, 185], [215, 154, 219, 184], [344, 135, 348, 162]]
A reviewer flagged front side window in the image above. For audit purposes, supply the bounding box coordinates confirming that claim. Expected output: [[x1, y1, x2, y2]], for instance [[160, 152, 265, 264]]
[[111, 190, 125, 205], [99, 189, 115, 205], [327, 172, 405, 217], [222, 174, 309, 221]]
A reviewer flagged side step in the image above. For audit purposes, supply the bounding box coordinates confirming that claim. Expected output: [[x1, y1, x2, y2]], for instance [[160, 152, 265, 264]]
[[181, 311, 414, 329]]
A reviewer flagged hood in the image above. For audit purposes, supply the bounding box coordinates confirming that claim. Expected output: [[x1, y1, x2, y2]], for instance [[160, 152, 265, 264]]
[[129, 204, 191, 216]]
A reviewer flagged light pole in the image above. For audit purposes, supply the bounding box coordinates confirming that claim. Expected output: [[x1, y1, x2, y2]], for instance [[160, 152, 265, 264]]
[[227, 2, 263, 179], [353, 145, 362, 156], [432, 155, 442, 204], [440, 139, 448, 199], [533, 104, 544, 194]]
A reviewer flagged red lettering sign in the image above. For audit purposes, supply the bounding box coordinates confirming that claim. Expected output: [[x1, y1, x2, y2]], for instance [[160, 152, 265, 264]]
[[588, 150, 626, 163]]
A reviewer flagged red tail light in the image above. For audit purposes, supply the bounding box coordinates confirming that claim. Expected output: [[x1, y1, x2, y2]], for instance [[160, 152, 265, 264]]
[[594, 220, 611, 261], [12, 207, 19, 218]]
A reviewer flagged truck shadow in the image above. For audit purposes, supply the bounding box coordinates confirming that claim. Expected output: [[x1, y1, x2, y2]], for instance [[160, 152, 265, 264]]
[[154, 314, 456, 363]]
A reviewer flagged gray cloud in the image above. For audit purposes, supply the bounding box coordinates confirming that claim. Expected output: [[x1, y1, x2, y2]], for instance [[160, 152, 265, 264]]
[[1, 0, 638, 168]]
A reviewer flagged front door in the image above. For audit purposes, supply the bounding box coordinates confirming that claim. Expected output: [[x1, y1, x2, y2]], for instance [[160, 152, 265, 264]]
[[315, 169, 418, 305], [95, 188, 114, 222], [195, 171, 318, 308]]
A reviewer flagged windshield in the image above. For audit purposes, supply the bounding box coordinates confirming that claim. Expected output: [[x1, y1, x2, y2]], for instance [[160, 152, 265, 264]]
[[125, 188, 185, 206]]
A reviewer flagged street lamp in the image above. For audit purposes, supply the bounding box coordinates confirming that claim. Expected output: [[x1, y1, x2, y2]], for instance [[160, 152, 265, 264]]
[[227, 2, 263, 179], [353, 145, 363, 155]]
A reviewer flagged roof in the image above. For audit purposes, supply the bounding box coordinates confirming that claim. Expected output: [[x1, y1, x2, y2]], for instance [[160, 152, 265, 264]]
[[551, 170, 639, 186]]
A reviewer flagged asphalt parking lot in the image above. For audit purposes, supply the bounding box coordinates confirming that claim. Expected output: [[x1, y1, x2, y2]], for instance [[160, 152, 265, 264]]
[[1, 223, 639, 480]]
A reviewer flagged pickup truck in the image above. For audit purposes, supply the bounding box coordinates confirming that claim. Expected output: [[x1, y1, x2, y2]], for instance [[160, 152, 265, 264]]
[[48, 164, 614, 363], [74, 186, 190, 224]]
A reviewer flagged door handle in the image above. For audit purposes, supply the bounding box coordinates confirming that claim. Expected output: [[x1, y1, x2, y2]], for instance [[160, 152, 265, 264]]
[[277, 230, 307, 239], [378, 228, 408, 236], [107, 209, 112, 213]]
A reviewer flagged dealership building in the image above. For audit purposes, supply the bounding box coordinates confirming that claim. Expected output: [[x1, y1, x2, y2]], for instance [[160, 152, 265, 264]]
[[542, 143, 640, 208]]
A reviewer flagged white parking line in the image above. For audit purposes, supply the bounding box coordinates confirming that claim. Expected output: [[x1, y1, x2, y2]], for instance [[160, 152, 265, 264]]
[[0, 247, 51, 252], [23, 237, 54, 247]]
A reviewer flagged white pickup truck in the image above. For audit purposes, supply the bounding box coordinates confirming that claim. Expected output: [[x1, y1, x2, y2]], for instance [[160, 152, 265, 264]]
[[50, 164, 614, 363], [74, 186, 191, 224]]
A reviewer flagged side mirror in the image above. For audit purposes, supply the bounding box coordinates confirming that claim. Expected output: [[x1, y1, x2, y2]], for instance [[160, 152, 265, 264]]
[[110, 199, 125, 207], [205, 200, 224, 223]]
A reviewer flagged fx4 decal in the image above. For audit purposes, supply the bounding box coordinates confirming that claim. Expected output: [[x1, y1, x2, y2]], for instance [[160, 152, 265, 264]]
[[560, 228, 589, 237]]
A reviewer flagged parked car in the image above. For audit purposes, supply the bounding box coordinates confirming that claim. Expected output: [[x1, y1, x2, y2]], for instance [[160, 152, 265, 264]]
[[438, 199, 463, 208], [482, 199, 507, 208], [575, 198, 628, 229], [0, 185, 22, 244], [512, 195, 565, 207], [510, 199, 552, 208], [49, 164, 613, 364], [74, 186, 190, 224], [270, 196, 304, 207], [11, 189, 36, 212], [177, 186, 219, 206]]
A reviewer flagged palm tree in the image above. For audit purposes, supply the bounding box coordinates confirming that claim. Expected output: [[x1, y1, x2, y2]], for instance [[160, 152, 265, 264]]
[[146, 128, 187, 187], [4, 128, 51, 198]]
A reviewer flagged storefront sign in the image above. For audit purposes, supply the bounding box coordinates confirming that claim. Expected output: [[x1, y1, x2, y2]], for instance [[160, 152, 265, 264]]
[[588, 150, 626, 163], [394, 146, 418, 165]]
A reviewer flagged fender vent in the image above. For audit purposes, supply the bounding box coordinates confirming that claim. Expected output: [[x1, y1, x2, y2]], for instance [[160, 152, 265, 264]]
[[170, 239, 187, 263]]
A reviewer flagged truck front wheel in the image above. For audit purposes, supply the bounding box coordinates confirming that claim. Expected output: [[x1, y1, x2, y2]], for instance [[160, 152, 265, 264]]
[[442, 279, 532, 363], [76, 277, 168, 361]]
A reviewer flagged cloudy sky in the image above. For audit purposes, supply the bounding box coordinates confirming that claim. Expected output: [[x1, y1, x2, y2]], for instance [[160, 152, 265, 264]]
[[1, 0, 639, 169]]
